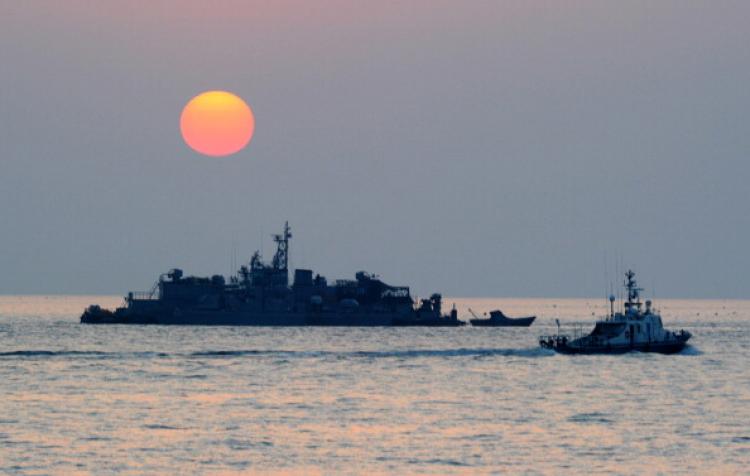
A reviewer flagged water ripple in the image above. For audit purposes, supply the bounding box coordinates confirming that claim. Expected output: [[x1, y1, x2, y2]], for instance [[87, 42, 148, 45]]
[[0, 296, 748, 474]]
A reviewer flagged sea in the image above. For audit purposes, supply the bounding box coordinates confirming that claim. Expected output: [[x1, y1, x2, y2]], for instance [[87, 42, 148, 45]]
[[1, 296, 748, 474]]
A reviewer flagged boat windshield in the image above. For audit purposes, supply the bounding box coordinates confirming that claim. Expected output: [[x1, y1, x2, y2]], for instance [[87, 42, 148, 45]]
[[591, 322, 626, 337]]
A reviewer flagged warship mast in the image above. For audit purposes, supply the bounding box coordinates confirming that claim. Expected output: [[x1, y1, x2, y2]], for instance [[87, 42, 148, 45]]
[[271, 222, 292, 283]]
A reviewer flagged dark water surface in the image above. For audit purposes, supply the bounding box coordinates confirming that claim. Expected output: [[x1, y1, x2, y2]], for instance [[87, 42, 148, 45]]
[[1, 296, 748, 474]]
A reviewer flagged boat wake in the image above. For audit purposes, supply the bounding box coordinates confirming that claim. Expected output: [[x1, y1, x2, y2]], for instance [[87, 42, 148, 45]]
[[0, 350, 112, 357], [0, 350, 167, 358], [676, 345, 703, 356], [0, 347, 552, 360]]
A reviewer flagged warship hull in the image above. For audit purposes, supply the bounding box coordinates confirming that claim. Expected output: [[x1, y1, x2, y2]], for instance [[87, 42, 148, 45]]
[[81, 308, 409, 326], [391, 317, 466, 327]]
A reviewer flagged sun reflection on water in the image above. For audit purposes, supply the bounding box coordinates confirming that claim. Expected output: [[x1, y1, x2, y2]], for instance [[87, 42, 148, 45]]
[[0, 296, 748, 473]]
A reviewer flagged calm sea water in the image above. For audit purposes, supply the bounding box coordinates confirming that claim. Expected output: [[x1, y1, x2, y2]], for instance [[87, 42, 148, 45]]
[[1, 296, 748, 474]]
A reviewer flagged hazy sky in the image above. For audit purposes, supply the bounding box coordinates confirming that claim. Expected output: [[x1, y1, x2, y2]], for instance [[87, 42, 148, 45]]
[[1, 1, 748, 298]]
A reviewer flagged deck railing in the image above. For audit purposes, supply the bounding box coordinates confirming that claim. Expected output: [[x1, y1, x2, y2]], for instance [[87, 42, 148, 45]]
[[128, 291, 158, 301]]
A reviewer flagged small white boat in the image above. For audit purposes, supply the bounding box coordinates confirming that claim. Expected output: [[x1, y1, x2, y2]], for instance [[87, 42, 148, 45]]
[[540, 270, 691, 354]]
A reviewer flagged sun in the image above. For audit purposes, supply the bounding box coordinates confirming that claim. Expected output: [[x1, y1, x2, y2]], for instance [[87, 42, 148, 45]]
[[180, 90, 255, 157]]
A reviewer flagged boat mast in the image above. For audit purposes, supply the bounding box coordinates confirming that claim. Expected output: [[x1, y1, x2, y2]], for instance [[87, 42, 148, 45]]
[[624, 270, 643, 314]]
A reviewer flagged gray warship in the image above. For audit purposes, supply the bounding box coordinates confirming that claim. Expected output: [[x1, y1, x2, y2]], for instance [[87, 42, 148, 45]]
[[81, 223, 463, 326]]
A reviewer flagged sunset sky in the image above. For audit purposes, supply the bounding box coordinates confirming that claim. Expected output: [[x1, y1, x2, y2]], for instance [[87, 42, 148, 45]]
[[1, 1, 748, 297]]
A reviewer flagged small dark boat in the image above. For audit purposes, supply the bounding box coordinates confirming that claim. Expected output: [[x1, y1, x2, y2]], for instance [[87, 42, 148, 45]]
[[469, 309, 536, 327]]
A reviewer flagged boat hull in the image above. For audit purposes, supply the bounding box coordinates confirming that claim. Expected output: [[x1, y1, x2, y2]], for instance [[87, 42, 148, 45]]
[[470, 316, 535, 327], [541, 335, 691, 355]]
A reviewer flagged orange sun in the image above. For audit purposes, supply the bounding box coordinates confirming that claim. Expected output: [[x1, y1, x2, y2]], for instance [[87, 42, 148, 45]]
[[180, 90, 255, 157]]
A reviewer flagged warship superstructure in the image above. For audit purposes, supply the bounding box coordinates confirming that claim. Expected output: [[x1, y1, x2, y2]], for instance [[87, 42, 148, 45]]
[[81, 223, 462, 326], [539, 270, 691, 354]]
